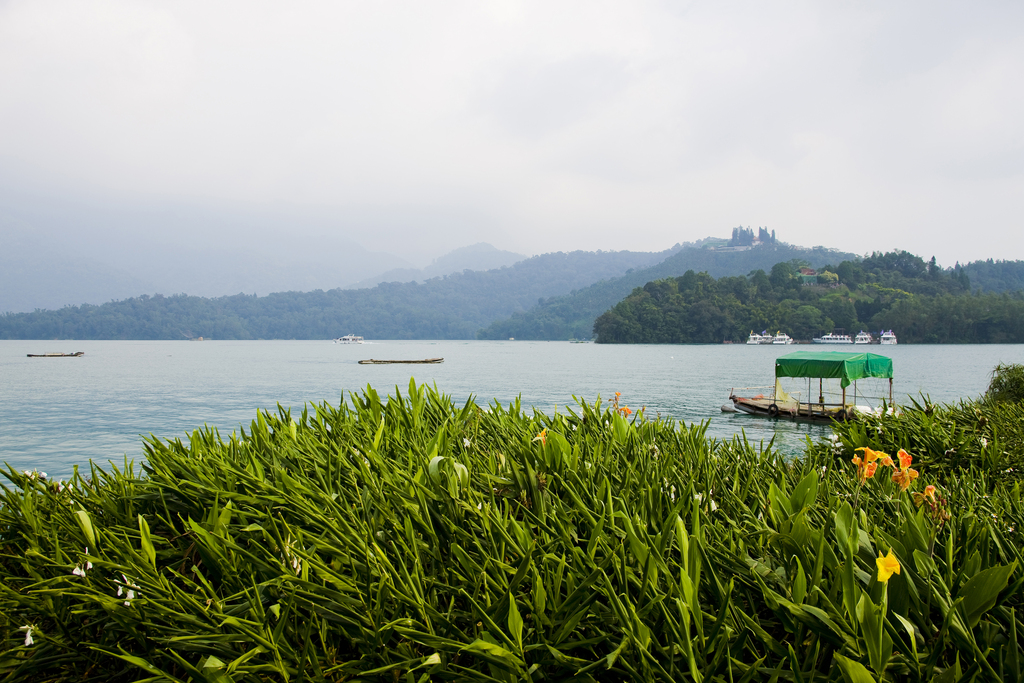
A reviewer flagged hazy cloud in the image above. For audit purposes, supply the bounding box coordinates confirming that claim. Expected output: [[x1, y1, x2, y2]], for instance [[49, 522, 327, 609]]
[[0, 0, 1022, 267]]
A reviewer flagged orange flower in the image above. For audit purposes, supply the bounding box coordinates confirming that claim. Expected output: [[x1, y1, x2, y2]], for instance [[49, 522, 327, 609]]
[[892, 467, 919, 492], [890, 449, 918, 492], [913, 484, 938, 507], [880, 455, 894, 468], [533, 429, 547, 445], [897, 449, 912, 470], [852, 446, 888, 484], [876, 549, 901, 582]]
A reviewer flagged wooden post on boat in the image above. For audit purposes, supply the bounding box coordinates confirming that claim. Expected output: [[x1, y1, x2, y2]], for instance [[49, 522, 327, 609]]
[[842, 386, 846, 411], [889, 378, 893, 405]]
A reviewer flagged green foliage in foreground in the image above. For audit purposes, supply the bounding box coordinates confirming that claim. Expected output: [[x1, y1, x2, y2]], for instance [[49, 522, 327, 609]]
[[2, 382, 1022, 681], [987, 364, 1024, 405]]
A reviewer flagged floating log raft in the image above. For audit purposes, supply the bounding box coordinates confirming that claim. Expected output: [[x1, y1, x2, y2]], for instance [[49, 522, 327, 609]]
[[358, 358, 444, 365], [27, 352, 85, 357]]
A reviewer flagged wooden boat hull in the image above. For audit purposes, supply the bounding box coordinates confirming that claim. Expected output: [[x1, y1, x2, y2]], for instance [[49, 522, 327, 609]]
[[27, 352, 84, 357], [729, 394, 850, 422], [358, 358, 444, 365]]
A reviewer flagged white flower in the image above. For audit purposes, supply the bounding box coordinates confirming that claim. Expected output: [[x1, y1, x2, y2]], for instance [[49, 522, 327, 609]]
[[72, 548, 93, 576], [282, 538, 302, 575], [463, 438, 472, 448], [117, 574, 139, 606], [980, 437, 988, 448], [710, 499, 719, 512], [19, 625, 34, 647]]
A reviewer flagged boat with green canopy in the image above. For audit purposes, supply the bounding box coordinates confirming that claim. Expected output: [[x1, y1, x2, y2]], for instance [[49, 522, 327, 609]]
[[729, 350, 893, 421]]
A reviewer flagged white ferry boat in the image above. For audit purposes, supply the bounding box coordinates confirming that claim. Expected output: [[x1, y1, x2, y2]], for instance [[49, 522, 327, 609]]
[[880, 330, 898, 345], [854, 331, 873, 344], [772, 331, 795, 345], [812, 332, 853, 344], [334, 334, 364, 344], [746, 331, 772, 345]]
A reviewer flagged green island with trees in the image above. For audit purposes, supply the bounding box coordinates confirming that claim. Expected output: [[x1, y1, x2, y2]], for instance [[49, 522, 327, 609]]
[[2, 365, 1022, 680], [593, 251, 1024, 344]]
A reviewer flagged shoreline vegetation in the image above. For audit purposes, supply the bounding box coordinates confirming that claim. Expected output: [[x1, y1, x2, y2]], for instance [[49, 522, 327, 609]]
[[594, 251, 1024, 344], [2, 371, 1022, 681]]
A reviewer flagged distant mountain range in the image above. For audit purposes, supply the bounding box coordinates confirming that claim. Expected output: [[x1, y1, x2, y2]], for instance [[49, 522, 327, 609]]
[[346, 243, 527, 289], [0, 247, 679, 340], [4, 229, 1022, 341]]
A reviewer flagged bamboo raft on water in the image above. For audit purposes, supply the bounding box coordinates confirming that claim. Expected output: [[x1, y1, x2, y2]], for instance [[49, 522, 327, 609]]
[[358, 357, 444, 365], [27, 352, 85, 358]]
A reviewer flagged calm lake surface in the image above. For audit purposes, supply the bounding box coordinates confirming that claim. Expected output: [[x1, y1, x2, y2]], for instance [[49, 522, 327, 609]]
[[3, 340, 1023, 479]]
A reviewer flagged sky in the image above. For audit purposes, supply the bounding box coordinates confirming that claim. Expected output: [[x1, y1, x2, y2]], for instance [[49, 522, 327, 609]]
[[1, 0, 1022, 267]]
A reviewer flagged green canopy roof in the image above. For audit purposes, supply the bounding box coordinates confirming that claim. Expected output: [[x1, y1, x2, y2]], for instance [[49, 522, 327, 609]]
[[775, 351, 893, 389]]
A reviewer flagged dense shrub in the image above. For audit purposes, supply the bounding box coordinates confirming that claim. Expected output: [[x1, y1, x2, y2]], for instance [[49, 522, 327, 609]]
[[987, 363, 1024, 404], [2, 382, 1021, 681]]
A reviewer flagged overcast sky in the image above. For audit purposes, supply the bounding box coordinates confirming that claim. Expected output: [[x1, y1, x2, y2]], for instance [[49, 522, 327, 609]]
[[1, 0, 1022, 266]]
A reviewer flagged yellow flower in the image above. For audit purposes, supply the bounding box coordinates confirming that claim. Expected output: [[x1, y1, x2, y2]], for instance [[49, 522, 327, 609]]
[[876, 549, 901, 582], [855, 446, 883, 463], [533, 429, 547, 445]]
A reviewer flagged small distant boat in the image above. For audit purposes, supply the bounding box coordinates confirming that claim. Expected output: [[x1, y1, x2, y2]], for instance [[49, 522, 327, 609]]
[[358, 358, 444, 365], [569, 339, 590, 344], [813, 333, 853, 344], [746, 330, 772, 345], [27, 352, 84, 358], [880, 330, 898, 345], [854, 330, 872, 344], [334, 335, 364, 344], [771, 331, 795, 345]]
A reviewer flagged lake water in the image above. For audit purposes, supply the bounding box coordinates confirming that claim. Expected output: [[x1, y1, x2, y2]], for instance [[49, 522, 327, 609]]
[[3, 340, 1023, 480]]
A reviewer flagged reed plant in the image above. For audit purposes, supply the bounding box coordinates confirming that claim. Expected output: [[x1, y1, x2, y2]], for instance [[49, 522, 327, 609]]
[[1, 380, 1021, 681]]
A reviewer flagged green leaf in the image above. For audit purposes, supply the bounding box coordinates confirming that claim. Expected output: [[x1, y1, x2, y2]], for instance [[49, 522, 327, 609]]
[[460, 639, 525, 672], [834, 653, 875, 683], [138, 514, 156, 567], [75, 510, 96, 548], [507, 594, 524, 653], [790, 469, 819, 513], [957, 562, 1016, 628], [856, 593, 892, 676]]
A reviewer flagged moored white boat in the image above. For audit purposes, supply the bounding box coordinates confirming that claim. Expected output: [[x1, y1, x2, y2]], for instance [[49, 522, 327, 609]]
[[334, 334, 364, 344], [771, 332, 795, 345], [746, 330, 772, 345], [813, 333, 853, 344], [880, 330, 898, 345], [854, 331, 872, 344]]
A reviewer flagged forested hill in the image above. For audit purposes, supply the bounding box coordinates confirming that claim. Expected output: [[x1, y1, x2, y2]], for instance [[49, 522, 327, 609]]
[[477, 242, 856, 341], [593, 251, 1024, 344], [961, 259, 1024, 293], [0, 248, 675, 340]]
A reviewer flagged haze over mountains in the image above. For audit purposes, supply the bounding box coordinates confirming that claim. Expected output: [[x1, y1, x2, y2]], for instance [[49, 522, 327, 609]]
[[0, 194, 531, 313]]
